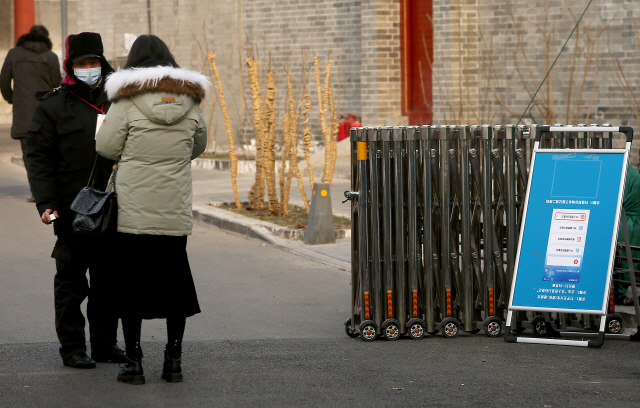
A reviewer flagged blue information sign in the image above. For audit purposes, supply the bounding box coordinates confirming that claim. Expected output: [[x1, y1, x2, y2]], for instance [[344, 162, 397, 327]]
[[509, 150, 628, 314]]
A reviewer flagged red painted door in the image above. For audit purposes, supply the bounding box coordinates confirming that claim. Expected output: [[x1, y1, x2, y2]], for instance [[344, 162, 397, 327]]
[[400, 0, 433, 126]]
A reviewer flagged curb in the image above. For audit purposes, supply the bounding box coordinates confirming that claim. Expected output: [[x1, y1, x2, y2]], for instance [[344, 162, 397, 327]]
[[192, 204, 351, 271], [192, 204, 276, 245], [208, 201, 350, 241]]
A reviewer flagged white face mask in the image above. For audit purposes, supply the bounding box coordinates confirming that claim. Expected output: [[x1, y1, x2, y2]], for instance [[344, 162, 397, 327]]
[[74, 67, 102, 86]]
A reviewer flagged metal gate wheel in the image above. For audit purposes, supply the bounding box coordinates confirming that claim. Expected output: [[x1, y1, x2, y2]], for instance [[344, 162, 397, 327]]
[[383, 324, 401, 341], [408, 323, 424, 340], [531, 315, 547, 336], [359, 321, 378, 342], [344, 318, 359, 338], [605, 314, 623, 334], [362, 327, 376, 341], [483, 317, 502, 337], [440, 318, 459, 338]]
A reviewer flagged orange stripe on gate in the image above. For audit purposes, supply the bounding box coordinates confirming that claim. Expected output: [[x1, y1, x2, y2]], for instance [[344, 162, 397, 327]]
[[364, 291, 371, 320], [489, 288, 494, 316], [609, 286, 615, 314], [357, 142, 368, 160]]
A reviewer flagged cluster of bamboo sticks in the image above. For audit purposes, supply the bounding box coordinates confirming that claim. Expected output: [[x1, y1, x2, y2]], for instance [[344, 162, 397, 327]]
[[206, 47, 340, 217], [207, 52, 242, 209], [313, 55, 339, 184]]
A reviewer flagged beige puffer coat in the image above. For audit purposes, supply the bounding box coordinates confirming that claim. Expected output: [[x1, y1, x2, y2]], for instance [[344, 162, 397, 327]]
[[96, 65, 209, 236]]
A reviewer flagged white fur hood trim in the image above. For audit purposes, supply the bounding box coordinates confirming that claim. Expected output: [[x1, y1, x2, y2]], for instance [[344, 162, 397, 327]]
[[105, 65, 211, 101]]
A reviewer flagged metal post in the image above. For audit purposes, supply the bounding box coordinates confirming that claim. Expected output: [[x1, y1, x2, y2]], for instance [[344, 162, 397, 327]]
[[392, 126, 407, 332], [356, 128, 377, 340], [505, 125, 517, 296], [590, 124, 601, 149], [603, 123, 613, 149], [469, 126, 488, 333], [565, 125, 577, 149], [420, 125, 435, 334], [349, 127, 360, 330], [345, 127, 363, 337], [439, 125, 457, 335], [380, 126, 401, 339], [367, 127, 384, 332], [553, 123, 564, 149], [577, 124, 587, 149], [147, 0, 153, 34], [481, 125, 494, 322], [460, 125, 474, 332], [515, 126, 530, 236], [405, 126, 426, 338]]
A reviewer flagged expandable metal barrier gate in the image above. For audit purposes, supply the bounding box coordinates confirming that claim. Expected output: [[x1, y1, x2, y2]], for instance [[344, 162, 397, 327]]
[[345, 124, 637, 341]]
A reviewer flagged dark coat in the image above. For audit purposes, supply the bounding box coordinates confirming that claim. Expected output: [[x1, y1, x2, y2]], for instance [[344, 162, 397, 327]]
[[0, 33, 62, 139], [26, 40, 115, 237]]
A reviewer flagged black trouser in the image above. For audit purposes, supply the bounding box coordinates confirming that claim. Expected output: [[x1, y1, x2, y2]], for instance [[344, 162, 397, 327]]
[[19, 138, 32, 195], [52, 233, 119, 359], [121, 317, 186, 352]]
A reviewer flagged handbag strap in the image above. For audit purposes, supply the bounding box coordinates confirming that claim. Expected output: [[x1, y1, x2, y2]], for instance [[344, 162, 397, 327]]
[[106, 163, 118, 193], [86, 155, 99, 188]]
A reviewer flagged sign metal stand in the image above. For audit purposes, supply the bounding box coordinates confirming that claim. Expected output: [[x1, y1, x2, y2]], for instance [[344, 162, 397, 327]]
[[504, 126, 639, 347]]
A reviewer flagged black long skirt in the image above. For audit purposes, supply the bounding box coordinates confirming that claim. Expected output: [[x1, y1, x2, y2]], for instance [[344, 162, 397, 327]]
[[115, 233, 201, 319]]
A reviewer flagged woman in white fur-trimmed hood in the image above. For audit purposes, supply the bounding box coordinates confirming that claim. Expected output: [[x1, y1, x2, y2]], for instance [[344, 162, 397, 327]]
[[96, 34, 209, 385]]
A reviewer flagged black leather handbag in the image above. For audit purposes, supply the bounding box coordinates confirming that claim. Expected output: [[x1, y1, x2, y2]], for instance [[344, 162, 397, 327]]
[[70, 157, 118, 235]]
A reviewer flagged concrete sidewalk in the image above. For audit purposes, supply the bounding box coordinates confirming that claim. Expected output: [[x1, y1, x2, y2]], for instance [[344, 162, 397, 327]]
[[11, 144, 354, 271], [190, 163, 353, 271]]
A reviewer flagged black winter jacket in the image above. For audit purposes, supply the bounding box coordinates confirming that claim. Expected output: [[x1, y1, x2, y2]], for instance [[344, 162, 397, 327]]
[[0, 33, 62, 139], [26, 78, 114, 236]]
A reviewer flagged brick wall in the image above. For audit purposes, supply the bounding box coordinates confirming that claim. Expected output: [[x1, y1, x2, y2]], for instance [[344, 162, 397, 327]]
[[0, 0, 12, 50], [72, 0, 408, 150], [432, 0, 640, 135], [242, 0, 363, 142], [431, 0, 480, 125], [360, 0, 406, 126], [43, 0, 640, 159], [36, 0, 78, 53]]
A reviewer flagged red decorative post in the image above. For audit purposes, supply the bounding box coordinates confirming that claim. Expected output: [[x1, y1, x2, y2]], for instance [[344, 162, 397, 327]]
[[14, 0, 35, 41], [400, 0, 434, 126]]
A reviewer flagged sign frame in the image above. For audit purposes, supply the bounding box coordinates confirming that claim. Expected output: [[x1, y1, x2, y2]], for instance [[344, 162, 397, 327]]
[[504, 126, 634, 348]]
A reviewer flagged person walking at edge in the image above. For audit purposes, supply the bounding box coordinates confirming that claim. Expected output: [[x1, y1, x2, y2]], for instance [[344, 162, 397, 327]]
[[25, 32, 125, 369], [96, 34, 208, 385], [0, 25, 61, 202]]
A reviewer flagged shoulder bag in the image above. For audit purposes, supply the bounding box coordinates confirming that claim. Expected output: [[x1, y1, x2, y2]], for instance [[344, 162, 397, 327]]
[[70, 157, 118, 235]]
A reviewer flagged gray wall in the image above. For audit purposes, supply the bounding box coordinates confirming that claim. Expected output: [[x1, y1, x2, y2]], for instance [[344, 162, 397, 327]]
[[432, 0, 640, 128], [0, 0, 13, 50], [4, 0, 639, 158], [431, 0, 640, 161], [74, 0, 404, 152]]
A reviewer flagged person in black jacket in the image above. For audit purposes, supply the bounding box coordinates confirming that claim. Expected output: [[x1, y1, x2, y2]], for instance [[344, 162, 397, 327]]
[[0, 25, 61, 201], [25, 32, 124, 369]]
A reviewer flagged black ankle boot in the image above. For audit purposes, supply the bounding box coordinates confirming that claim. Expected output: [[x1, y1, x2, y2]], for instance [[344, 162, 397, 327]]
[[161, 341, 182, 382], [117, 343, 145, 385]]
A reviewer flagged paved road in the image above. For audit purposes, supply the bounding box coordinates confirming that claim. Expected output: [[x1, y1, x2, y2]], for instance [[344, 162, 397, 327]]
[[1, 127, 640, 407]]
